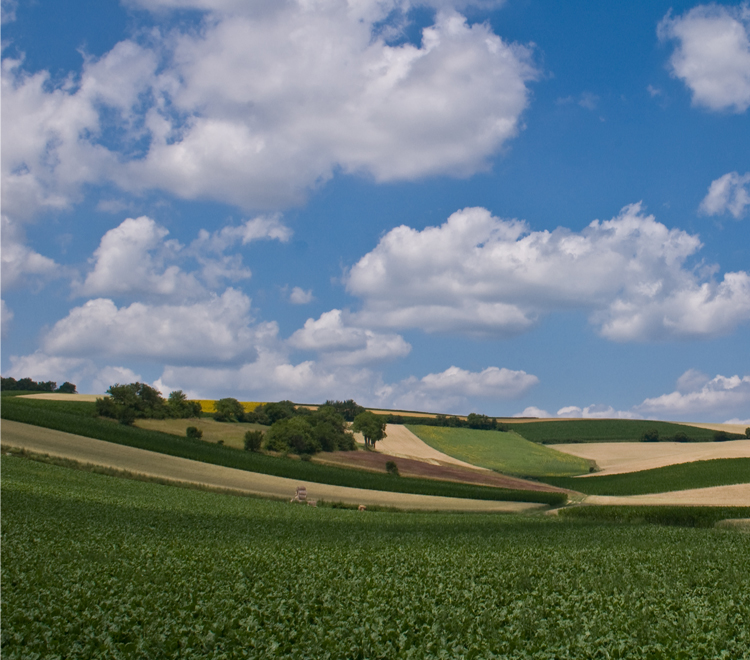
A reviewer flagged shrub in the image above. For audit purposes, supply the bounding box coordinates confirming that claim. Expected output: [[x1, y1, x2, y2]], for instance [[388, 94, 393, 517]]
[[713, 430, 730, 442], [640, 429, 659, 442], [672, 431, 689, 442], [186, 426, 203, 440], [244, 430, 263, 452], [385, 460, 400, 476], [746, 427, 750, 439], [264, 417, 321, 455], [214, 398, 245, 422]]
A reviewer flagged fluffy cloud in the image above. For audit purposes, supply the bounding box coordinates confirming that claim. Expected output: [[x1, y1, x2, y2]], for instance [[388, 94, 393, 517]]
[[699, 171, 750, 218], [74, 215, 291, 301], [386, 365, 538, 413], [636, 370, 750, 417], [42, 289, 274, 365], [1, 215, 59, 292], [2, 2, 536, 213], [289, 309, 411, 365], [346, 204, 750, 341], [289, 287, 314, 305], [659, 4, 750, 113], [556, 404, 640, 420]]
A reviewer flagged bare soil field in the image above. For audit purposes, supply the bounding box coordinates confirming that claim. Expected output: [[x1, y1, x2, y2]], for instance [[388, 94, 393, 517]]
[[0, 420, 545, 513], [314, 450, 565, 493], [554, 440, 750, 476], [585, 483, 750, 507]]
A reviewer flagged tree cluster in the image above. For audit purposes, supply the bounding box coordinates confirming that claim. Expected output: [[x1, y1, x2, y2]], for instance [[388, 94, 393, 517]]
[[378, 411, 511, 431], [352, 411, 387, 448], [1, 377, 77, 394], [96, 383, 202, 425], [263, 405, 356, 455]]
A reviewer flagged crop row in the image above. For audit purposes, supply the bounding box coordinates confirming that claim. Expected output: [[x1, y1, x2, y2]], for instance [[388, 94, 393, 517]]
[[509, 419, 724, 443], [3, 456, 749, 660], [1, 396, 564, 505], [542, 458, 750, 495]]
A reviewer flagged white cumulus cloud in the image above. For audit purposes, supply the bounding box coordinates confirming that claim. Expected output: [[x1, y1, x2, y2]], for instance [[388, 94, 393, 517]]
[[289, 287, 314, 305], [346, 204, 750, 341], [42, 288, 274, 366], [2, 2, 537, 214], [289, 309, 411, 365], [636, 371, 750, 417], [659, 3, 750, 113], [699, 171, 750, 218], [1, 215, 60, 292]]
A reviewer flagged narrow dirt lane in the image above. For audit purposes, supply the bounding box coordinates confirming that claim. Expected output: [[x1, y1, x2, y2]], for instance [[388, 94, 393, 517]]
[[1, 420, 546, 513]]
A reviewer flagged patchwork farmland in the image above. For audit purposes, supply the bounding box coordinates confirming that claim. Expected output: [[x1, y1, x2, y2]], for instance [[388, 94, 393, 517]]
[[3, 392, 750, 658]]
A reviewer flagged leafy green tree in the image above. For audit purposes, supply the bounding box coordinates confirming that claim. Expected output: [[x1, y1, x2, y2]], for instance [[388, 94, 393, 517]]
[[214, 397, 245, 422], [56, 381, 77, 394], [641, 429, 660, 442], [308, 405, 355, 451], [186, 426, 203, 439], [713, 430, 730, 442], [746, 428, 750, 439], [97, 382, 168, 421], [264, 417, 320, 454], [352, 411, 387, 449], [244, 430, 264, 452], [168, 390, 202, 418], [324, 399, 366, 422]]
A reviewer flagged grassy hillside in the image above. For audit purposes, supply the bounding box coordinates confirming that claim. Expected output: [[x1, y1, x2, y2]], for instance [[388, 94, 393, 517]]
[[507, 419, 725, 444], [1, 395, 563, 505], [134, 417, 267, 450], [407, 425, 591, 477], [542, 458, 750, 496], [3, 456, 749, 659]]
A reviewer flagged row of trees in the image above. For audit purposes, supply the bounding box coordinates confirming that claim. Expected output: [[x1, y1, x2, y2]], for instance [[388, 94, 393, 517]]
[[1, 377, 77, 393], [96, 383, 202, 424]]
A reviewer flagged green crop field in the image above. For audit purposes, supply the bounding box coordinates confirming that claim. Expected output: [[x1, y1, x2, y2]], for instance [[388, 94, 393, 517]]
[[407, 425, 591, 477], [1, 395, 563, 505], [134, 417, 268, 450], [542, 458, 750, 496], [506, 419, 725, 443], [3, 456, 749, 659]]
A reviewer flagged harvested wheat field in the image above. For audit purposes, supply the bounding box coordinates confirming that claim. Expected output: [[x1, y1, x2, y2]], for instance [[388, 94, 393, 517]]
[[586, 483, 750, 507], [1, 421, 545, 513], [357, 424, 488, 470], [19, 393, 104, 402], [554, 440, 750, 476]]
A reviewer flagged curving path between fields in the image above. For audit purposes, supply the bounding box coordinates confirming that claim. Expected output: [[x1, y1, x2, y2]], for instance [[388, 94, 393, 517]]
[[0, 420, 546, 513]]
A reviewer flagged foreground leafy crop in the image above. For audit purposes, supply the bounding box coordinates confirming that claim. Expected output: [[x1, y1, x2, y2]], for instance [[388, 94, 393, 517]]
[[408, 425, 591, 477], [3, 457, 749, 659]]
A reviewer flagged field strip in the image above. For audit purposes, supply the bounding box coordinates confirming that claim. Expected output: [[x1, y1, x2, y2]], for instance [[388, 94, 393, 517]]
[[1, 421, 545, 512], [19, 393, 103, 402], [675, 422, 749, 434], [360, 424, 490, 470], [585, 483, 750, 507], [554, 440, 750, 476]]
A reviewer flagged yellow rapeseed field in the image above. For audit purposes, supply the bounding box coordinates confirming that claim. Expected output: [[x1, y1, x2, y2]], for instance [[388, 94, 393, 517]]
[[194, 400, 263, 413]]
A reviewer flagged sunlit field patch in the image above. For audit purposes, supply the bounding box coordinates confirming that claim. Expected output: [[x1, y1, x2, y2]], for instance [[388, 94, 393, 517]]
[[194, 400, 262, 414], [408, 425, 591, 477]]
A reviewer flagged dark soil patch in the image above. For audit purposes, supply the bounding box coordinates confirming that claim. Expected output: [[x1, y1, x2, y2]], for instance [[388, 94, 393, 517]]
[[313, 450, 566, 493]]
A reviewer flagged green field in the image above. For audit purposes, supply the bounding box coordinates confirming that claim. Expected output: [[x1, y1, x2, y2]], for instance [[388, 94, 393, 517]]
[[3, 456, 749, 659], [134, 417, 268, 450], [506, 419, 725, 443], [407, 425, 591, 477], [542, 458, 750, 496], [0, 395, 563, 505]]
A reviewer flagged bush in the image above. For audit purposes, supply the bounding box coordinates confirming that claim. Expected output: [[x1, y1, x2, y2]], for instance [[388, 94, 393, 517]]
[[214, 398, 245, 422], [264, 417, 321, 455], [713, 430, 731, 442], [186, 426, 203, 440], [385, 460, 400, 476], [746, 427, 750, 439], [244, 430, 263, 452], [640, 429, 660, 442], [672, 431, 689, 442]]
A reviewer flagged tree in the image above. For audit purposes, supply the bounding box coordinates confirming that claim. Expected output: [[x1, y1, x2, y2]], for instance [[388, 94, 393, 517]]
[[746, 428, 750, 439], [56, 382, 77, 394], [97, 382, 168, 421], [264, 417, 320, 455], [352, 411, 387, 449], [244, 430, 264, 452], [308, 405, 355, 451], [168, 390, 202, 418], [641, 429, 660, 442], [214, 397, 245, 422], [713, 430, 730, 442], [324, 399, 366, 422], [186, 426, 203, 439]]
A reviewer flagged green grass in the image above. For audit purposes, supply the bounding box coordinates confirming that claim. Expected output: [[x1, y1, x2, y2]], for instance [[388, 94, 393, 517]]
[[506, 419, 727, 443], [543, 458, 750, 495], [3, 456, 749, 659], [0, 395, 564, 505], [407, 424, 591, 477], [134, 417, 268, 449], [559, 505, 750, 527]]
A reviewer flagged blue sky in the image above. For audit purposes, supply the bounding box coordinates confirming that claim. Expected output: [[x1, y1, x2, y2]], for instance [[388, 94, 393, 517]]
[[2, 0, 749, 422]]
